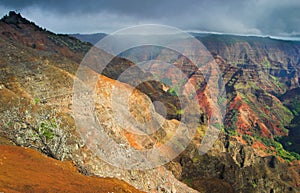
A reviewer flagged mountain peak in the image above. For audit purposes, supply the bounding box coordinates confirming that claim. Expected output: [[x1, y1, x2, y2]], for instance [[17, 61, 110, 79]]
[[1, 11, 34, 26]]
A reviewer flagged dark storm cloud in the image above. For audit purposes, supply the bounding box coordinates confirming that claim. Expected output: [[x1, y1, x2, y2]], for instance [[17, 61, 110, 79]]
[[1, 0, 300, 36], [1, 0, 193, 16]]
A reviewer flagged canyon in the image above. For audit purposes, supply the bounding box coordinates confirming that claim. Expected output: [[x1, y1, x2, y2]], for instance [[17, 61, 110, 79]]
[[0, 11, 300, 193]]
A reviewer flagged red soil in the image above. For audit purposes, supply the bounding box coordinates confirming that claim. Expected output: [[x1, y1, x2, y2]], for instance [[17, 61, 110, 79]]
[[0, 145, 144, 193]]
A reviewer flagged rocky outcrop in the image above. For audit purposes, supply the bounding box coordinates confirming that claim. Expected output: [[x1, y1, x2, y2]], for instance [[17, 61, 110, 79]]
[[0, 11, 91, 63], [172, 134, 300, 193]]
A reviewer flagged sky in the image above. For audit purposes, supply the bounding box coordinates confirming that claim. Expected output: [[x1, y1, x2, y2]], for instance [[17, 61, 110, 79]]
[[1, 0, 300, 37]]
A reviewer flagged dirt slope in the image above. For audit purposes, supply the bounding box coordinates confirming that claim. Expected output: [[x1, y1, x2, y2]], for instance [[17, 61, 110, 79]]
[[0, 145, 144, 193]]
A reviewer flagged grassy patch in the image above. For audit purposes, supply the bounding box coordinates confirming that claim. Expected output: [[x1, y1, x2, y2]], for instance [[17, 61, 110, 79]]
[[167, 87, 178, 96], [262, 57, 271, 68], [255, 136, 300, 162], [182, 178, 193, 187], [225, 109, 239, 136], [33, 98, 40, 105], [242, 134, 253, 145], [289, 98, 300, 116], [38, 118, 58, 140], [269, 75, 284, 90]]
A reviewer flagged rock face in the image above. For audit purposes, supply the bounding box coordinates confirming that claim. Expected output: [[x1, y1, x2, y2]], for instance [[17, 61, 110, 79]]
[[156, 35, 300, 192], [173, 134, 300, 193], [0, 12, 300, 193]]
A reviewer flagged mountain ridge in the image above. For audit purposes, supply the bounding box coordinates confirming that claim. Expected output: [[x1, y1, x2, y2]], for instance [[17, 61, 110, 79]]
[[70, 31, 300, 46]]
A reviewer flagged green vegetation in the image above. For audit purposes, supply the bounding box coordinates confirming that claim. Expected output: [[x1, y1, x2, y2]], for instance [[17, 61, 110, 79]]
[[197, 125, 207, 137], [239, 90, 292, 134], [2, 104, 67, 160], [255, 136, 300, 162], [278, 115, 300, 154], [212, 123, 224, 130], [290, 152, 300, 160], [251, 181, 257, 188], [192, 156, 199, 163], [227, 77, 237, 87], [176, 109, 184, 115], [262, 57, 271, 68], [235, 82, 259, 91], [279, 94, 300, 154], [289, 98, 300, 116], [167, 87, 178, 96], [38, 118, 57, 140], [242, 134, 253, 145], [238, 92, 252, 105], [182, 178, 193, 187], [33, 98, 40, 105], [48, 34, 90, 53], [272, 99, 293, 126], [226, 129, 238, 136], [225, 109, 239, 136], [269, 75, 284, 90], [217, 95, 227, 106]]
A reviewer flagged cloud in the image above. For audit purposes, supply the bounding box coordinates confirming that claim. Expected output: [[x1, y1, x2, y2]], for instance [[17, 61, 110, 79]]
[[16, 7, 145, 34], [0, 0, 299, 36]]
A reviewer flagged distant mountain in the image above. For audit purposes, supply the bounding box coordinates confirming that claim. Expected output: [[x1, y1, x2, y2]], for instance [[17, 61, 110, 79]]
[[70, 32, 106, 45], [195, 33, 300, 141], [78, 30, 300, 144], [70, 31, 300, 45]]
